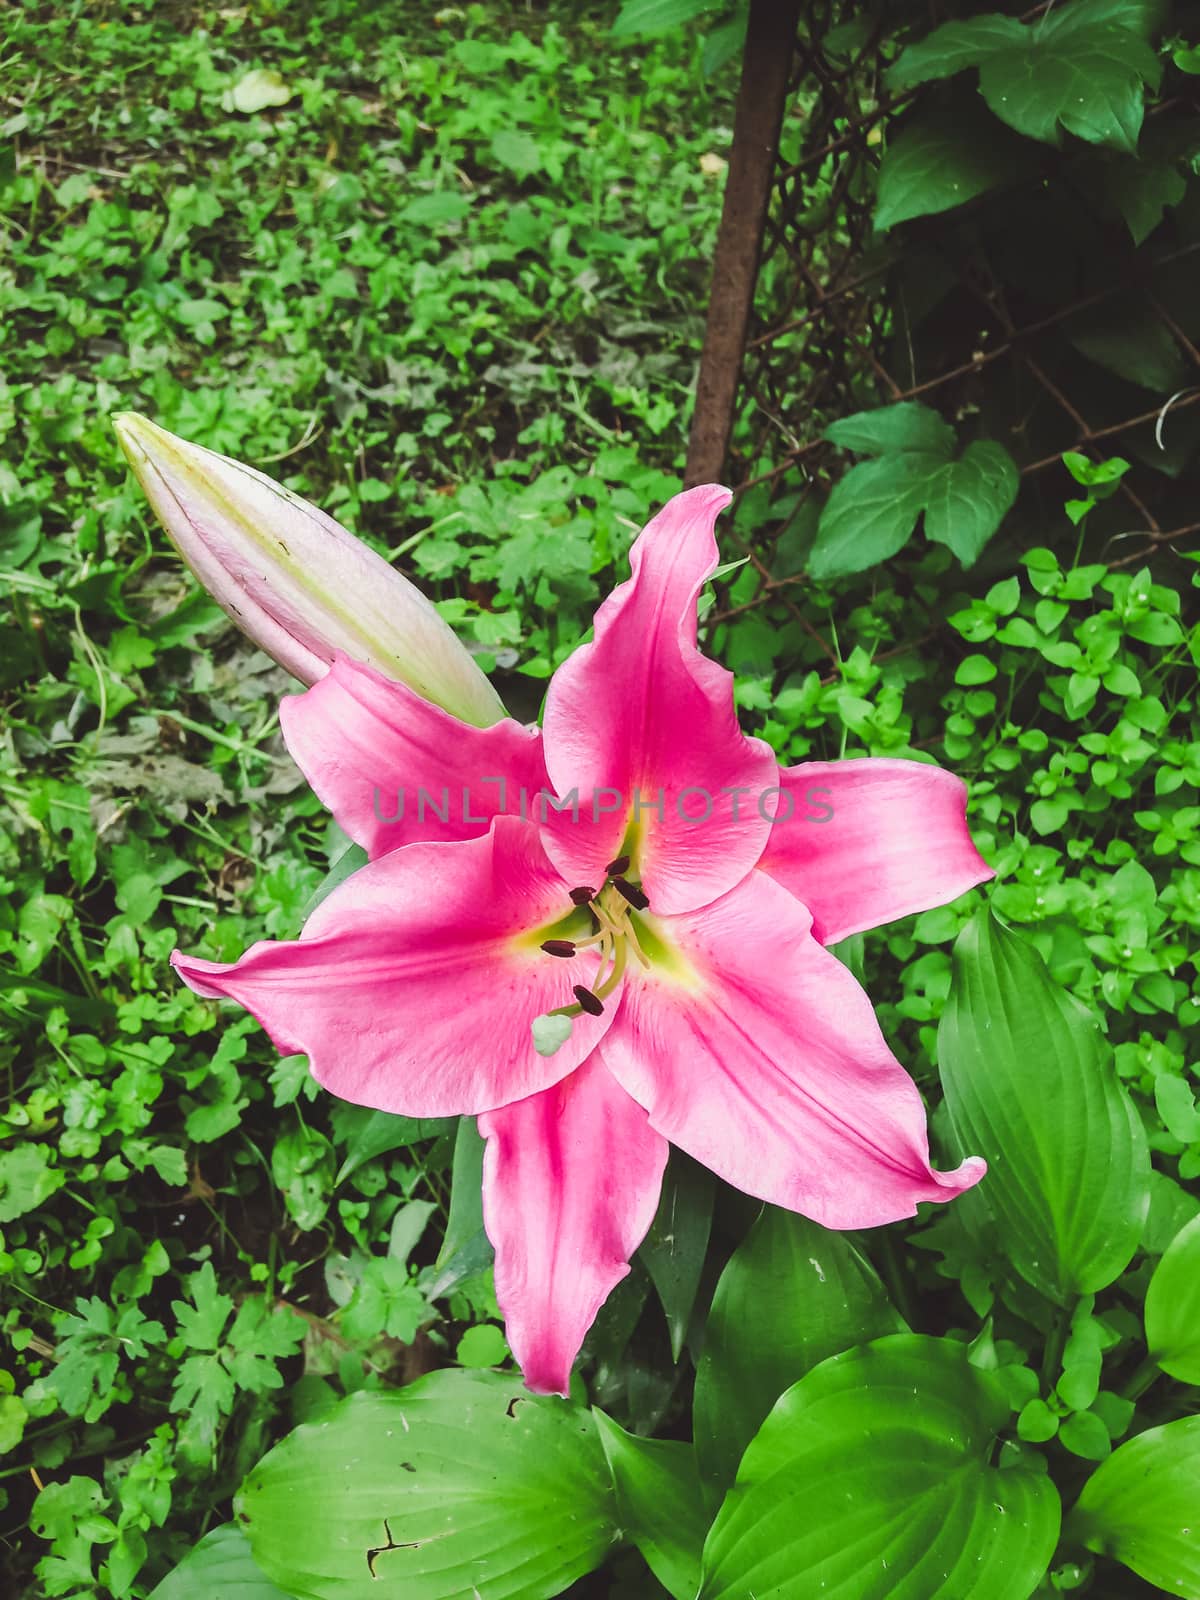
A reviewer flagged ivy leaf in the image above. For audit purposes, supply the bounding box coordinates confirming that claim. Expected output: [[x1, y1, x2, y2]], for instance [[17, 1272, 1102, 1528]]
[[889, 3, 1162, 154], [938, 910, 1150, 1304], [1069, 1417, 1200, 1598], [807, 455, 931, 580], [923, 441, 1020, 567], [697, 1336, 1060, 1600], [874, 102, 1035, 231], [824, 400, 955, 457]]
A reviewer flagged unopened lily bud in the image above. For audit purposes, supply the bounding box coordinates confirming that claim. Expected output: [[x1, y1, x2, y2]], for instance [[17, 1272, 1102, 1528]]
[[112, 413, 506, 728]]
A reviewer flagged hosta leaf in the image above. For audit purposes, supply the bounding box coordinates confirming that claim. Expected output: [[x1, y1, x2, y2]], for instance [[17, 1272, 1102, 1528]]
[[594, 1413, 707, 1600], [938, 910, 1149, 1304], [923, 441, 1019, 566], [692, 1206, 902, 1502], [148, 1526, 296, 1600], [1145, 1215, 1200, 1382], [697, 1335, 1060, 1600], [1069, 1417, 1200, 1598], [238, 1371, 617, 1600], [807, 454, 930, 579]]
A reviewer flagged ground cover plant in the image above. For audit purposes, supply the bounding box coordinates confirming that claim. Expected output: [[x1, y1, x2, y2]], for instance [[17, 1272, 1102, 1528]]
[[0, 0, 1198, 1597]]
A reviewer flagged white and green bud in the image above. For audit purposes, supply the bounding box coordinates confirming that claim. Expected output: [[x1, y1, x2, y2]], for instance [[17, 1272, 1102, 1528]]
[[112, 414, 506, 728]]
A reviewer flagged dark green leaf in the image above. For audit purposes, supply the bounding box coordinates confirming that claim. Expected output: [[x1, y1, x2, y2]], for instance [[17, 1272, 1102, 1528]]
[[638, 1157, 713, 1361], [874, 104, 1034, 231], [334, 1108, 454, 1185], [938, 910, 1149, 1304], [697, 1335, 1060, 1600], [692, 1206, 902, 1502], [238, 1372, 618, 1600], [808, 455, 930, 580], [824, 401, 955, 458], [594, 1412, 708, 1600], [923, 441, 1019, 566]]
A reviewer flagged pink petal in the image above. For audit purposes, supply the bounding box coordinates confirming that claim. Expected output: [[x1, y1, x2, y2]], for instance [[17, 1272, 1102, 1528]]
[[279, 653, 548, 858], [479, 1056, 669, 1396], [599, 872, 984, 1229], [755, 757, 994, 945], [540, 485, 778, 916], [172, 818, 610, 1117]]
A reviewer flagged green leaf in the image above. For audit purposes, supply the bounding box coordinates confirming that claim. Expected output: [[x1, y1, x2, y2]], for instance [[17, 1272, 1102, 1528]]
[[148, 1526, 296, 1600], [490, 130, 540, 179], [1069, 1417, 1200, 1598], [638, 1157, 713, 1361], [978, 26, 1159, 152], [808, 455, 930, 580], [1069, 301, 1188, 391], [889, 16, 1026, 89], [938, 910, 1149, 1303], [697, 1335, 1060, 1600], [923, 441, 1019, 566], [437, 1115, 487, 1266], [692, 1206, 902, 1502], [0, 1142, 67, 1221], [874, 103, 1033, 231], [1145, 1214, 1200, 1382], [594, 1412, 708, 1600], [334, 1108, 453, 1185], [823, 401, 955, 458], [889, 5, 1161, 153], [238, 1371, 618, 1600], [611, 0, 717, 36]]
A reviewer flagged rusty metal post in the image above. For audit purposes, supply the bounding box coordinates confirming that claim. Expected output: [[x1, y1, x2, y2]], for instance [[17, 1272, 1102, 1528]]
[[685, 0, 801, 487]]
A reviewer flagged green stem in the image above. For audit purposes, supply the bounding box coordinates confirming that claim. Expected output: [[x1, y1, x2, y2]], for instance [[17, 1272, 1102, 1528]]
[[1041, 1307, 1071, 1391], [1122, 1354, 1162, 1402]]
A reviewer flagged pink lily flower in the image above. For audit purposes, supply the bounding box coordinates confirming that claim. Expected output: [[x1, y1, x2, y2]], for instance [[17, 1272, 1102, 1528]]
[[173, 485, 991, 1395]]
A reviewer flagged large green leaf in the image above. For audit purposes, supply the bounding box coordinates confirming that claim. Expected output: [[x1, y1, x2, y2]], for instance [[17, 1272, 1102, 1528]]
[[874, 104, 1034, 231], [938, 910, 1149, 1304], [697, 1335, 1060, 1600], [692, 1206, 902, 1502], [594, 1412, 708, 1600], [1069, 1417, 1200, 1598], [638, 1156, 713, 1361], [923, 441, 1019, 566], [238, 1371, 617, 1600], [889, 2, 1162, 153], [1145, 1214, 1200, 1382], [824, 401, 955, 457], [149, 1526, 297, 1600], [807, 454, 931, 580]]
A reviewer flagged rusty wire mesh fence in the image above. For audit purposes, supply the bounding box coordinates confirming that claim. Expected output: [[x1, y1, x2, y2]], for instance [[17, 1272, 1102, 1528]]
[[687, 0, 1200, 641]]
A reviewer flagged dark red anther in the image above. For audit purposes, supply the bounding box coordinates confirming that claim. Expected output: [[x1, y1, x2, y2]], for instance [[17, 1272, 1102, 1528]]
[[606, 854, 631, 876], [569, 886, 597, 906], [572, 985, 604, 1016], [541, 939, 577, 957], [613, 876, 649, 911]]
